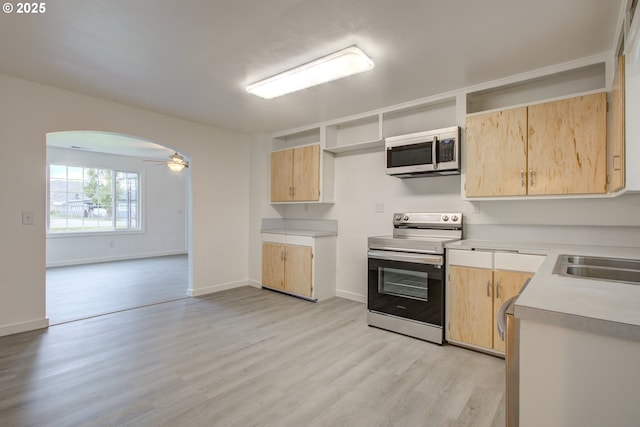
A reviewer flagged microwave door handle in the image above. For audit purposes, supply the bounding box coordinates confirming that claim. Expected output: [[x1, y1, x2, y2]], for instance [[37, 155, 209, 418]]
[[432, 136, 438, 169]]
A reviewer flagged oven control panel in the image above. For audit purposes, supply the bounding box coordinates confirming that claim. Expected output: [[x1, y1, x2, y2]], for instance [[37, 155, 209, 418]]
[[393, 212, 462, 227]]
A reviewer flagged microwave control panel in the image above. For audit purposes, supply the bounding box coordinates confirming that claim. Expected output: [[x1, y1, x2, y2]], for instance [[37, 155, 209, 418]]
[[437, 138, 456, 163]]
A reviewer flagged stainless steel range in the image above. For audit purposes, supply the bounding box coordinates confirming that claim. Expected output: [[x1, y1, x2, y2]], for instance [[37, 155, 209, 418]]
[[367, 212, 463, 344]]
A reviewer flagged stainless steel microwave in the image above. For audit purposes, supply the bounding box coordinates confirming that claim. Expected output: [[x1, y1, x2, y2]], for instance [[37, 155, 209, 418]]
[[385, 126, 460, 178]]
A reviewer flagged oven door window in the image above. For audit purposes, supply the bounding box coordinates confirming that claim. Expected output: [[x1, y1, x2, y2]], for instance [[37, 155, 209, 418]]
[[378, 267, 428, 301], [368, 257, 443, 326], [387, 142, 432, 168]]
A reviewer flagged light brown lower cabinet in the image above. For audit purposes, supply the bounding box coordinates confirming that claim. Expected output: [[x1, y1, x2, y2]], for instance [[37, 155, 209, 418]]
[[448, 266, 493, 349], [492, 270, 535, 353], [447, 249, 543, 355], [262, 242, 287, 291], [261, 232, 336, 301], [262, 243, 312, 298], [448, 266, 533, 353]]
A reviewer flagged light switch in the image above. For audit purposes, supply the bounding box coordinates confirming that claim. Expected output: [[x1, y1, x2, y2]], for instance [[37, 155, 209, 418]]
[[22, 211, 34, 225]]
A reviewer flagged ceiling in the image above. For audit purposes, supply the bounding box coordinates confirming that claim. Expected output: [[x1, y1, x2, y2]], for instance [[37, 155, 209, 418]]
[[0, 0, 625, 137], [47, 131, 177, 160]]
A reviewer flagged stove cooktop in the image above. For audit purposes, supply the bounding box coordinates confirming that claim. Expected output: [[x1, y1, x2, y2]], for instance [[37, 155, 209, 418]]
[[367, 235, 459, 254], [368, 212, 463, 254]]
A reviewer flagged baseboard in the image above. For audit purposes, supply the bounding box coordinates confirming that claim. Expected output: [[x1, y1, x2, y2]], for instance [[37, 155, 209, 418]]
[[189, 282, 365, 302], [336, 289, 366, 304], [46, 251, 188, 268], [247, 280, 262, 289], [188, 280, 249, 297], [0, 318, 49, 337]]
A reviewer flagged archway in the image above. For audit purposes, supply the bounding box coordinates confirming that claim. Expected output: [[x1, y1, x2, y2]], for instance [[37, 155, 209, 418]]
[[45, 131, 191, 324]]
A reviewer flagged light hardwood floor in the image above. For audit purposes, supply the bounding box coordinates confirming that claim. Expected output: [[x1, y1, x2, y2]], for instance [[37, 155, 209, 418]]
[[46, 255, 189, 324], [0, 287, 505, 427]]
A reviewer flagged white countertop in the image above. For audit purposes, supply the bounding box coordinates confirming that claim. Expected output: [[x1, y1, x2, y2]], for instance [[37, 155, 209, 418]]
[[261, 228, 338, 237], [447, 240, 640, 341]]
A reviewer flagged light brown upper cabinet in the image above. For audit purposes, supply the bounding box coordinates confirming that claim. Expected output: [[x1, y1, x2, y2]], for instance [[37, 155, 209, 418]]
[[465, 92, 607, 197], [270, 144, 320, 202], [271, 149, 293, 202], [465, 107, 528, 197], [608, 55, 625, 193], [528, 93, 607, 195]]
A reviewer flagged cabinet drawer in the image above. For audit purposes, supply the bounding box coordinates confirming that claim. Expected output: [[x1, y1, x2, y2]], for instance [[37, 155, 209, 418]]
[[285, 235, 313, 246], [448, 249, 493, 269], [261, 233, 313, 247], [261, 233, 285, 244], [494, 252, 545, 273]]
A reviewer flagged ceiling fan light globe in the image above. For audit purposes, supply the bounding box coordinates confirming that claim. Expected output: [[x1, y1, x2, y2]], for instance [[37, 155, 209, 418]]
[[170, 152, 184, 161], [167, 162, 185, 172]]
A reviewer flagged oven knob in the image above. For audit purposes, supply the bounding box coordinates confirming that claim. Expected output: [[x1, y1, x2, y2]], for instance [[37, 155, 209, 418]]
[[403, 214, 409, 221], [442, 215, 449, 221], [451, 215, 459, 222]]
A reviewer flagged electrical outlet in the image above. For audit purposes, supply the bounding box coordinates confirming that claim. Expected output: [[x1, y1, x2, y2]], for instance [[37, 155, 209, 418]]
[[374, 202, 384, 213], [21, 211, 34, 225]]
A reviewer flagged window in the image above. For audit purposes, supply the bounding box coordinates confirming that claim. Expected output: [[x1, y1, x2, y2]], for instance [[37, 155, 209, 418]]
[[48, 165, 140, 233]]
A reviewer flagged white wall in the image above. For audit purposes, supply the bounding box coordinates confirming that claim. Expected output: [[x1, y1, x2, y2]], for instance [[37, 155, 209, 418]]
[[520, 319, 640, 427], [248, 134, 268, 286], [0, 73, 250, 337], [250, 144, 640, 303], [46, 146, 187, 266]]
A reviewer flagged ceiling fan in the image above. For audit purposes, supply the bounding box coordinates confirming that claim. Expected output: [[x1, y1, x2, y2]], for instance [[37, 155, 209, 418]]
[[145, 152, 189, 172]]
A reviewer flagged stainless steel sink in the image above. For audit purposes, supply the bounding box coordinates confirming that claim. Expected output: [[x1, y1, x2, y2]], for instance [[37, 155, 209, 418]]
[[554, 254, 640, 285], [564, 255, 640, 270]]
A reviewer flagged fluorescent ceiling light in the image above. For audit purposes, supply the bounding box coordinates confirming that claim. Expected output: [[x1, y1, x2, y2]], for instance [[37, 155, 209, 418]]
[[246, 46, 374, 99]]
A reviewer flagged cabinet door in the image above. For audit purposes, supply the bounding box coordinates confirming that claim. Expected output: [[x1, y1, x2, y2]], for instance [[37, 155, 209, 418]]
[[448, 266, 494, 349], [292, 145, 320, 201], [493, 270, 534, 353], [465, 107, 528, 197], [528, 93, 607, 195], [608, 55, 625, 192], [284, 244, 313, 298], [271, 149, 293, 202], [262, 243, 285, 291]]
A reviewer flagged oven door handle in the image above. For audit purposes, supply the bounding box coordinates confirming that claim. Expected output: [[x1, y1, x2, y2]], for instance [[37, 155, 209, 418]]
[[368, 250, 443, 266]]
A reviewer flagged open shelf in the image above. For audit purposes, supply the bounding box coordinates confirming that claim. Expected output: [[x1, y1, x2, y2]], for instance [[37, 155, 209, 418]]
[[382, 97, 457, 138], [324, 113, 382, 153], [467, 63, 606, 115], [272, 126, 321, 151], [324, 139, 384, 154]]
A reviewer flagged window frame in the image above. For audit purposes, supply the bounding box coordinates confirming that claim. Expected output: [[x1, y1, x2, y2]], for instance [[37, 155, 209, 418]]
[[47, 163, 144, 237]]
